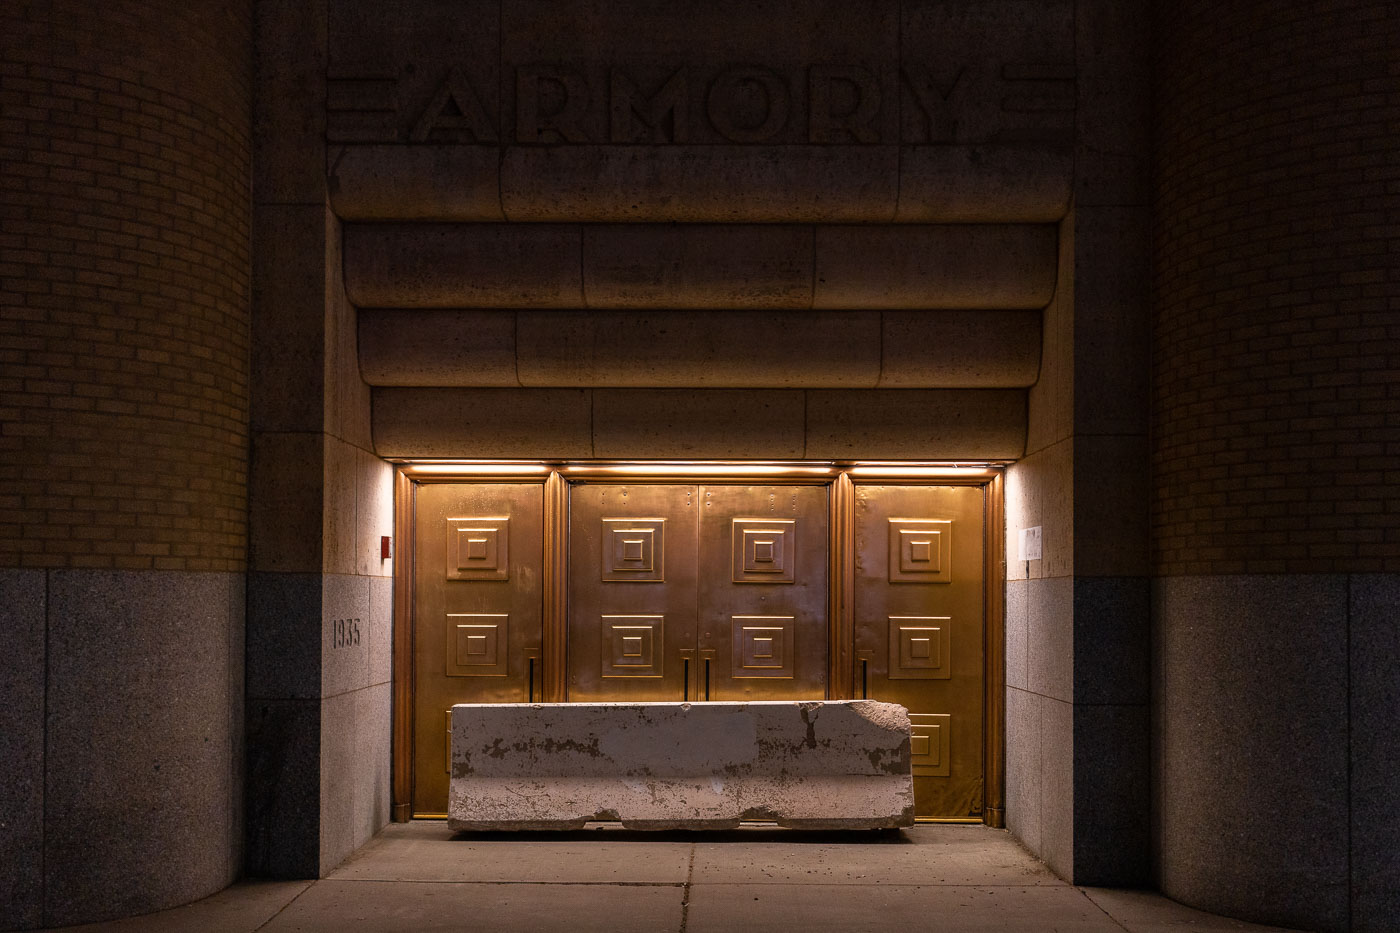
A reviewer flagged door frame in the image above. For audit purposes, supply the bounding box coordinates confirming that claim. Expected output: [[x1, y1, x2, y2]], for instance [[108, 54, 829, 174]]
[[391, 461, 1005, 827]]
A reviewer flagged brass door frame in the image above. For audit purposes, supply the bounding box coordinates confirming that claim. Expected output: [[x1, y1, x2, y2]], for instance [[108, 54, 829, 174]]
[[391, 462, 1005, 827]]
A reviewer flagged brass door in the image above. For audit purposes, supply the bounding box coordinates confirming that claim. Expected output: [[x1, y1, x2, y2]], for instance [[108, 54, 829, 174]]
[[853, 484, 985, 819], [406, 471, 992, 821], [568, 483, 828, 702], [697, 485, 828, 700], [568, 484, 699, 701], [412, 482, 544, 815]]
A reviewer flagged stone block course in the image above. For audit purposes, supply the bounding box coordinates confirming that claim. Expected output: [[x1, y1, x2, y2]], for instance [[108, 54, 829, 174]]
[[342, 223, 1057, 312]]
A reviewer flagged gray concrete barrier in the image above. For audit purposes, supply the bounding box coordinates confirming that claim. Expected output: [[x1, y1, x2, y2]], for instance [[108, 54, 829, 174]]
[[448, 700, 914, 831]]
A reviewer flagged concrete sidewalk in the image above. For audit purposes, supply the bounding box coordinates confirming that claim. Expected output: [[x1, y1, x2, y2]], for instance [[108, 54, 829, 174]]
[[42, 823, 1301, 932]]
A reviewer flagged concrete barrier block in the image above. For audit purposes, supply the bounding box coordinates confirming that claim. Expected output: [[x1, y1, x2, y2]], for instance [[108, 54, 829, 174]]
[[449, 701, 914, 831], [814, 225, 1057, 309], [583, 225, 813, 309]]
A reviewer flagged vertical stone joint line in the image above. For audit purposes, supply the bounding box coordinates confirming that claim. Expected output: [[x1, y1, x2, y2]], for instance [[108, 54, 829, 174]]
[[678, 844, 696, 932], [808, 226, 817, 310]]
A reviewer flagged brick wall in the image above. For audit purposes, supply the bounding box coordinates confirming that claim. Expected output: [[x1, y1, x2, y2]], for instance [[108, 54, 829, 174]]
[[0, 0, 252, 571], [1152, 0, 1400, 575]]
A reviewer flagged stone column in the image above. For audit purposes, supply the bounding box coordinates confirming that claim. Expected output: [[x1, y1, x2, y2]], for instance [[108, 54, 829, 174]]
[[0, 0, 253, 926], [1153, 2, 1400, 930]]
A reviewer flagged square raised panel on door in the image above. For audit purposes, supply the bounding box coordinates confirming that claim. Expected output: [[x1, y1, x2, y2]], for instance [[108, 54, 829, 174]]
[[602, 615, 664, 678], [888, 518, 952, 583], [446, 613, 508, 677], [909, 713, 951, 777], [601, 518, 665, 582], [889, 616, 951, 680], [731, 518, 795, 583], [732, 615, 795, 678], [445, 517, 509, 580]]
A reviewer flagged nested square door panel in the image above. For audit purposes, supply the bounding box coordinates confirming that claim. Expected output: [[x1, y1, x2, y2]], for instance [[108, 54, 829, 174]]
[[568, 483, 828, 702], [854, 484, 985, 819], [569, 484, 699, 701], [697, 485, 828, 700], [413, 481, 544, 815]]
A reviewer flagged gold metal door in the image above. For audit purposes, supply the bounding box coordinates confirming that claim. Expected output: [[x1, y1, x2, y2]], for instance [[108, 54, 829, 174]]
[[697, 485, 827, 700], [412, 482, 544, 815], [568, 483, 828, 701], [853, 484, 985, 819], [568, 484, 699, 701], [402, 467, 999, 824]]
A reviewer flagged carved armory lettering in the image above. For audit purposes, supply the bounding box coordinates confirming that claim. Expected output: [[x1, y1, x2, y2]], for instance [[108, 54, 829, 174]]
[[363, 62, 1071, 145]]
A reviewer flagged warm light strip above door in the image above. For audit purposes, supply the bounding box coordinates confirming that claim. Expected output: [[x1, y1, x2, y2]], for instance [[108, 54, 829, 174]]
[[847, 465, 997, 478], [404, 463, 551, 475], [398, 461, 1004, 479], [568, 463, 836, 476]]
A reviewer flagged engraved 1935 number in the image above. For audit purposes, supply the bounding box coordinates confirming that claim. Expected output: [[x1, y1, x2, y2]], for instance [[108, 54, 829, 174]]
[[332, 617, 361, 649]]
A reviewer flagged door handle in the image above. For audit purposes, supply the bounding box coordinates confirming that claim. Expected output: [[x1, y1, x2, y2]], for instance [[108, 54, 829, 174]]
[[679, 648, 696, 701], [699, 649, 716, 701], [524, 651, 541, 703], [855, 650, 875, 699]]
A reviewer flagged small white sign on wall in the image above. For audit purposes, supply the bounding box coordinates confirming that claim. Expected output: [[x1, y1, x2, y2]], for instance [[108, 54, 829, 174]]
[[1018, 526, 1043, 561]]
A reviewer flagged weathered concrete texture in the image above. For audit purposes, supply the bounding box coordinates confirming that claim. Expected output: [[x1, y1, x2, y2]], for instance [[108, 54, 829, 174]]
[[356, 309, 1041, 389], [879, 310, 1041, 387], [328, 145, 1072, 223], [343, 223, 1057, 310], [591, 389, 806, 459], [803, 389, 1027, 459], [448, 701, 914, 831], [896, 147, 1072, 222], [358, 309, 519, 387], [1154, 575, 1349, 933], [328, 145, 504, 221], [372, 388, 595, 459], [343, 224, 583, 309], [501, 146, 900, 223], [583, 225, 812, 309], [814, 225, 1056, 309], [518, 311, 882, 387], [372, 387, 1027, 460]]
